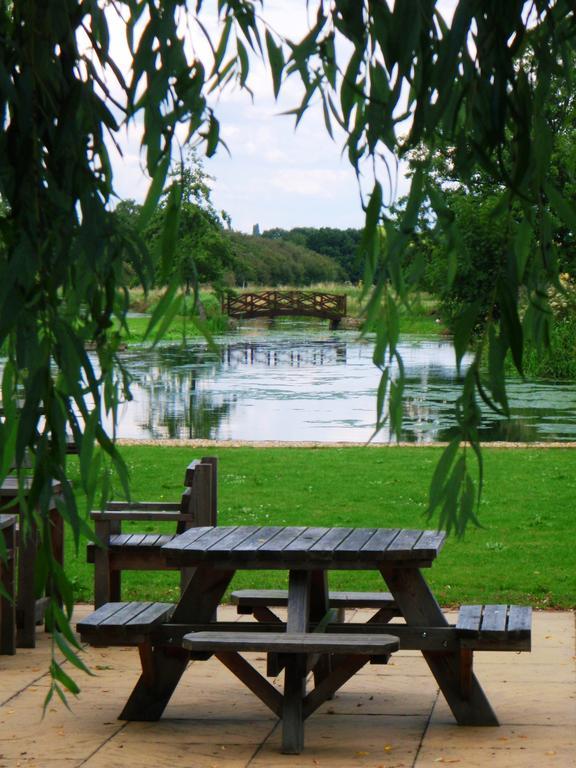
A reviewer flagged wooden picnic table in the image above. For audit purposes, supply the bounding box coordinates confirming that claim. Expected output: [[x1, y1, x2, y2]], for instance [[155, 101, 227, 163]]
[[0, 514, 17, 654], [83, 524, 506, 753], [0, 476, 64, 647]]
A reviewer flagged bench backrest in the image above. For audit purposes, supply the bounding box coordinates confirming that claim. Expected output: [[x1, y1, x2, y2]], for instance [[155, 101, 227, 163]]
[[179, 456, 218, 532]]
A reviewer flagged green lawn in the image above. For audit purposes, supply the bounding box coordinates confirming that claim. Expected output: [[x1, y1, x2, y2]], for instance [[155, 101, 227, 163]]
[[66, 445, 576, 609]]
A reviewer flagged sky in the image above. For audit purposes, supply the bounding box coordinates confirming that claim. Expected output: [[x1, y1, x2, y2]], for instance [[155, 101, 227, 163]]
[[107, 2, 416, 234]]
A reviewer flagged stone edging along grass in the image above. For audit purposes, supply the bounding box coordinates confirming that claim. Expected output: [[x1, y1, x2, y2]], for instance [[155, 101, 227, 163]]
[[117, 439, 576, 448]]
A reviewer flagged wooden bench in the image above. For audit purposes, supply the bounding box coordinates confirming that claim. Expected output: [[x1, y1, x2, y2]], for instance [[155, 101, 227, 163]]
[[455, 604, 532, 698], [87, 457, 217, 607], [0, 514, 17, 654], [0, 477, 64, 647], [456, 604, 531, 650], [183, 630, 400, 656], [182, 629, 400, 754], [77, 601, 175, 647], [231, 588, 399, 623]]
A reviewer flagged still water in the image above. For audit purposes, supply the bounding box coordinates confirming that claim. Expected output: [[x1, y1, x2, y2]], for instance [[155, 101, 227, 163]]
[[111, 321, 576, 443]]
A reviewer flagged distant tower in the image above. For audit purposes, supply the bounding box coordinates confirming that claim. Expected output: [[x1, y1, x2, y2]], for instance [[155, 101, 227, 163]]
[[252, 223, 261, 236]]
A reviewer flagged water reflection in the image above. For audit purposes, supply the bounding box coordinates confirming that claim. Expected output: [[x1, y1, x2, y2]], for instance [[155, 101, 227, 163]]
[[110, 326, 576, 442]]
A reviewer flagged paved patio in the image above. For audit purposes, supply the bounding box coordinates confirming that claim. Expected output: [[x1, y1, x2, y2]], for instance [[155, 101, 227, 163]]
[[0, 605, 574, 767]]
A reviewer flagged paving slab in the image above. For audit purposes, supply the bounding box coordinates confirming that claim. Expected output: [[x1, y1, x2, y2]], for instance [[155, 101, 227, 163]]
[[0, 605, 573, 768]]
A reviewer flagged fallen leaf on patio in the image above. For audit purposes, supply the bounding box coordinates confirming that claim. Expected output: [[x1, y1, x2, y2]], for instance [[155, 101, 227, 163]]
[[384, 744, 393, 751], [356, 751, 369, 757]]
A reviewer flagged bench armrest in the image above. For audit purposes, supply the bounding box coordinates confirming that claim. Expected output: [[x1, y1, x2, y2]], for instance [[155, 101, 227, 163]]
[[104, 501, 182, 512], [90, 510, 195, 523]]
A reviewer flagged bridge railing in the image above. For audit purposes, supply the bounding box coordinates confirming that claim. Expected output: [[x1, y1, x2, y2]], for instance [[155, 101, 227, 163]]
[[224, 291, 346, 320]]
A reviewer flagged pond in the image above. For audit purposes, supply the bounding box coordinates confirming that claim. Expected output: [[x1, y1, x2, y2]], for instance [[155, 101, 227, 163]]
[[108, 321, 576, 443]]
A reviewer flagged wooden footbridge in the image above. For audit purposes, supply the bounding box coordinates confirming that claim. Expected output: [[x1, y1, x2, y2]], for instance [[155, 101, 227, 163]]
[[222, 291, 347, 328]]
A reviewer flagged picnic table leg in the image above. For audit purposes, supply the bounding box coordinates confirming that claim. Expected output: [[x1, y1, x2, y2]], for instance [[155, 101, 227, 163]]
[[120, 566, 235, 721], [16, 515, 38, 648], [281, 569, 310, 754], [380, 566, 499, 726], [309, 570, 332, 689], [0, 519, 16, 654], [45, 502, 64, 632]]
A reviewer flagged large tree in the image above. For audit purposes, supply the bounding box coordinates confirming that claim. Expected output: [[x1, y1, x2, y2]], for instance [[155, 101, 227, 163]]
[[1, 1, 575, 700]]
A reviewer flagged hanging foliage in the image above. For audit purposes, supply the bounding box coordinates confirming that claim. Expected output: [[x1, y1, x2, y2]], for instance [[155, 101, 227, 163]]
[[0, 1, 575, 701]]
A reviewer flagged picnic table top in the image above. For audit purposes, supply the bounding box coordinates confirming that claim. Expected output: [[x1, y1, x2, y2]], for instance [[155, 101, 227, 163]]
[[162, 525, 446, 568], [0, 513, 17, 529]]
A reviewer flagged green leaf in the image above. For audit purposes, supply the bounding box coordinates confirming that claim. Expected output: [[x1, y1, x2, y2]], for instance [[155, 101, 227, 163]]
[[453, 301, 480, 371], [212, 17, 232, 75], [265, 30, 284, 99], [426, 439, 460, 520], [159, 183, 182, 282], [498, 280, 523, 374], [514, 217, 533, 281], [546, 182, 576, 232], [144, 280, 180, 341], [138, 155, 170, 230], [54, 632, 93, 675], [374, 368, 389, 431]]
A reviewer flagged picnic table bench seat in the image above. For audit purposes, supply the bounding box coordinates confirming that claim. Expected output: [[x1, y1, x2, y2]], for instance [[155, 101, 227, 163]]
[[77, 601, 175, 647], [183, 630, 400, 657], [231, 588, 399, 622], [456, 604, 532, 651]]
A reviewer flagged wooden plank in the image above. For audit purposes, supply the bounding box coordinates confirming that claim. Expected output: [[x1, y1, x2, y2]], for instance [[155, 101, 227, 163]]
[[282, 654, 306, 754], [507, 605, 532, 638], [183, 460, 201, 487], [387, 529, 425, 552], [189, 462, 213, 527], [412, 530, 447, 554], [205, 525, 255, 552], [77, 602, 131, 628], [360, 529, 401, 557], [261, 527, 307, 552], [284, 528, 330, 552], [93, 511, 191, 522], [456, 605, 483, 634], [182, 526, 238, 551], [125, 602, 175, 627], [287, 570, 310, 633], [161, 525, 217, 553], [105, 501, 182, 511], [309, 528, 353, 553], [334, 528, 377, 556], [229, 526, 283, 552], [201, 456, 219, 526], [481, 605, 508, 635], [100, 602, 152, 626], [182, 631, 400, 655]]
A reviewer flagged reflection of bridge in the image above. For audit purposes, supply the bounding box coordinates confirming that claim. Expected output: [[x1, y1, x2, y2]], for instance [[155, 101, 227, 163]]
[[222, 341, 347, 367], [223, 291, 347, 328]]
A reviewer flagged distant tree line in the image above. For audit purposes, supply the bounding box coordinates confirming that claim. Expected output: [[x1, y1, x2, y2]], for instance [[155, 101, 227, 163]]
[[226, 231, 344, 286], [262, 227, 363, 283]]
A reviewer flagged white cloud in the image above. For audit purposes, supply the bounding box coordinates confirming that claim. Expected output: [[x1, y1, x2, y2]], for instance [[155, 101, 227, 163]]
[[270, 168, 351, 197]]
